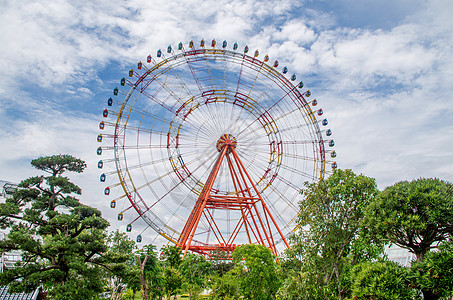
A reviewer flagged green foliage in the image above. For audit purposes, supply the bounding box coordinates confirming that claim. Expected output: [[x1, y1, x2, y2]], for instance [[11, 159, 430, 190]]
[[349, 261, 417, 300], [289, 169, 382, 299], [30, 154, 86, 175], [209, 249, 235, 276], [179, 253, 211, 298], [136, 244, 164, 300], [232, 244, 281, 300], [164, 266, 183, 299], [161, 244, 182, 268], [209, 271, 240, 300], [276, 272, 320, 300], [411, 240, 453, 299], [364, 178, 453, 262], [0, 155, 110, 298], [101, 231, 139, 299]]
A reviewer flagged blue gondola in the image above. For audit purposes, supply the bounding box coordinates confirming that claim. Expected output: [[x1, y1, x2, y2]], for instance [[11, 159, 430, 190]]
[[157, 49, 162, 57], [222, 40, 227, 48], [167, 45, 172, 53], [326, 129, 332, 136], [98, 160, 103, 169], [322, 119, 328, 126], [108, 97, 113, 106], [291, 74, 296, 81], [100, 173, 106, 182], [282, 67, 288, 74]]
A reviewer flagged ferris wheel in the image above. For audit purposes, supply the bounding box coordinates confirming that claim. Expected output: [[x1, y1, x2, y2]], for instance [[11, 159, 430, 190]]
[[97, 39, 337, 257]]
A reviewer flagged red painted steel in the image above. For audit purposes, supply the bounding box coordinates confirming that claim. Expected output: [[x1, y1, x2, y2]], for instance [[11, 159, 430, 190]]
[[178, 134, 289, 258]]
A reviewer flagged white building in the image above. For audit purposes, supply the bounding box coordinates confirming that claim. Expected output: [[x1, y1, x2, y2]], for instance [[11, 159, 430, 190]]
[[385, 244, 416, 267], [0, 181, 39, 299]]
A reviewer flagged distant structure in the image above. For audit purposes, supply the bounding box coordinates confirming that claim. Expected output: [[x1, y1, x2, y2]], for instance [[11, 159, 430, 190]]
[[385, 244, 416, 267], [0, 181, 39, 300]]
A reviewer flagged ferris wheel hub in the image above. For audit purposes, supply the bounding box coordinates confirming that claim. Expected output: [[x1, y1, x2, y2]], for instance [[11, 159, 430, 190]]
[[216, 134, 237, 152]]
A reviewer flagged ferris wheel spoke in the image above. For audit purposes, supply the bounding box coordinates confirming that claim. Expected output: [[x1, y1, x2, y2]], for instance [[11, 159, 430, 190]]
[[235, 85, 304, 139], [144, 148, 220, 211]]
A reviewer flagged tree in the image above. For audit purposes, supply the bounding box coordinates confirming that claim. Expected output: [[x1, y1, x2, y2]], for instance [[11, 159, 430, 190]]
[[209, 270, 240, 300], [231, 244, 281, 300], [289, 169, 381, 299], [411, 239, 453, 300], [365, 178, 453, 262], [163, 266, 183, 299], [160, 244, 182, 268], [136, 244, 164, 300], [179, 253, 211, 299], [0, 155, 110, 299], [209, 249, 234, 276], [349, 261, 416, 300], [102, 230, 140, 300]]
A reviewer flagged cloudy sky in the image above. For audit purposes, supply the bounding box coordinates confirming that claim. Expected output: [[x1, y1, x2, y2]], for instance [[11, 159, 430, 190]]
[[1, 0, 452, 243]]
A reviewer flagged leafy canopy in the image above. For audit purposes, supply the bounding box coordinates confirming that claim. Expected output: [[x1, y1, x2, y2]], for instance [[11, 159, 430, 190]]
[[232, 244, 281, 300], [364, 177, 453, 261], [0, 155, 109, 298]]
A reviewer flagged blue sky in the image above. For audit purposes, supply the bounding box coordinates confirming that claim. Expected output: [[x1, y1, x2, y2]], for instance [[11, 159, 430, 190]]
[[1, 0, 452, 244]]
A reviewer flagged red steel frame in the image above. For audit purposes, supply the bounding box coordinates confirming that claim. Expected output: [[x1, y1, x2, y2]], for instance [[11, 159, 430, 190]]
[[178, 134, 290, 258]]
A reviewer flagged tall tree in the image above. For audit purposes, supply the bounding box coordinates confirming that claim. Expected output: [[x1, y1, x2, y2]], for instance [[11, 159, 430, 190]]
[[0, 155, 110, 299], [365, 178, 453, 262], [289, 169, 382, 299], [179, 253, 211, 299], [102, 230, 140, 300], [136, 244, 164, 300], [411, 239, 453, 300], [160, 244, 182, 268], [232, 244, 281, 300]]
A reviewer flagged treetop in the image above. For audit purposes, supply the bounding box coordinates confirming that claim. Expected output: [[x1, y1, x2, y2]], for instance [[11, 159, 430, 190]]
[[31, 154, 86, 176]]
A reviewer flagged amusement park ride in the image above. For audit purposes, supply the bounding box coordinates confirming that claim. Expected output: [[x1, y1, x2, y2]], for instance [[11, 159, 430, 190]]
[[97, 39, 337, 258]]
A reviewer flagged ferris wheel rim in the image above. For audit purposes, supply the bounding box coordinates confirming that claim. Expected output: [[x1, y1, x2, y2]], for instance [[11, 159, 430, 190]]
[[101, 40, 336, 248]]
